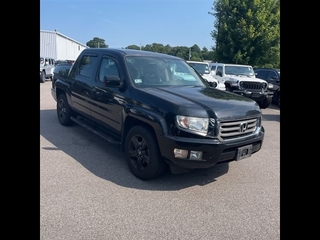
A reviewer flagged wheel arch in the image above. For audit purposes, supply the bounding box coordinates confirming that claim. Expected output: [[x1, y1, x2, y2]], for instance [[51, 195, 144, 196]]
[[121, 111, 167, 152]]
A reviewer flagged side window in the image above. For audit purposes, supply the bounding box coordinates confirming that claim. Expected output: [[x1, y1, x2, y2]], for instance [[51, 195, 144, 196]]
[[216, 66, 223, 76], [79, 55, 98, 78], [268, 71, 277, 80], [98, 57, 119, 82], [256, 70, 267, 80]]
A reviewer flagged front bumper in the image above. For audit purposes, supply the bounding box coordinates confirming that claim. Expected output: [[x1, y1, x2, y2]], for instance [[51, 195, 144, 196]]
[[158, 126, 264, 169], [233, 90, 273, 101], [51, 87, 57, 102]]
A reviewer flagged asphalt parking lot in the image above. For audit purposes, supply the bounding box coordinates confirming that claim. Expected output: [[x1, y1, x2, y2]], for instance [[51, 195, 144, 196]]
[[40, 81, 280, 240]]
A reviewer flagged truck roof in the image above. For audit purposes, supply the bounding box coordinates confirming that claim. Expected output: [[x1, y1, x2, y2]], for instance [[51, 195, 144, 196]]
[[82, 48, 182, 60]]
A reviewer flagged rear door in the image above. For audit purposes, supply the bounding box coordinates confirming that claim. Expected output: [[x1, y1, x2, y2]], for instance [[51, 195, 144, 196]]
[[68, 53, 99, 119]]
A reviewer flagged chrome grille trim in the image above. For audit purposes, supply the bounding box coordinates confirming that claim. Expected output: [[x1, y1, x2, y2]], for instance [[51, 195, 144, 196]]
[[218, 118, 258, 141]]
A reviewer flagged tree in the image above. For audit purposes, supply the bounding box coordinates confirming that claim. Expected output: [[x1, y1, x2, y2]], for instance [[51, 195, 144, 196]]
[[86, 37, 108, 48], [209, 0, 280, 68], [126, 45, 140, 50]]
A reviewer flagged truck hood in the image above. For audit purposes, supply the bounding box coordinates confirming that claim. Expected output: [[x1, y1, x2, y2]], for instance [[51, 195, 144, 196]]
[[224, 75, 266, 83], [138, 86, 261, 120]]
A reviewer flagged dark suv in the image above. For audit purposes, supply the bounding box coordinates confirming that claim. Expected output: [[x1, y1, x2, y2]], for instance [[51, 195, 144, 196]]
[[254, 68, 280, 107]]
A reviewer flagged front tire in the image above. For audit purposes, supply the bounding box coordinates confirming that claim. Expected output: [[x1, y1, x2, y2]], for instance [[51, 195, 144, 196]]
[[258, 97, 272, 109], [125, 126, 167, 180], [225, 85, 232, 92], [57, 94, 74, 126]]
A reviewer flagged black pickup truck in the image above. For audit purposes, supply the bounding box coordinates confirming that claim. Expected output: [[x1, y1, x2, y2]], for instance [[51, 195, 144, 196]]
[[51, 48, 265, 180]]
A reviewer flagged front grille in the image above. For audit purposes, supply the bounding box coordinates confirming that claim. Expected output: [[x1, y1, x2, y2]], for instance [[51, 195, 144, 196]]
[[218, 118, 258, 141], [241, 81, 263, 90]]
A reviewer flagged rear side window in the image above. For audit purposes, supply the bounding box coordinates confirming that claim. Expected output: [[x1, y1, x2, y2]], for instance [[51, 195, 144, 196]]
[[79, 55, 98, 78]]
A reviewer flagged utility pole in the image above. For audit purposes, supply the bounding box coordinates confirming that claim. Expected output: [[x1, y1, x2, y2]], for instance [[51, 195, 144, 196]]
[[189, 48, 191, 60]]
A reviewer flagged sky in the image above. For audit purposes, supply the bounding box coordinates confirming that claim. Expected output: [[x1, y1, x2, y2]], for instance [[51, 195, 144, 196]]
[[40, 0, 217, 50]]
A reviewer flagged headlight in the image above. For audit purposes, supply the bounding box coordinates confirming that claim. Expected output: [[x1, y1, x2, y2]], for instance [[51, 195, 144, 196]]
[[208, 81, 217, 88], [268, 83, 274, 89], [262, 82, 268, 90], [176, 115, 209, 135], [239, 81, 245, 89]]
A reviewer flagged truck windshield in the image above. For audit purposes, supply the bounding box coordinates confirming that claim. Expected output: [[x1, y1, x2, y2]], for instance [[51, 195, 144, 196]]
[[126, 56, 207, 88], [225, 66, 255, 77], [187, 62, 210, 74]]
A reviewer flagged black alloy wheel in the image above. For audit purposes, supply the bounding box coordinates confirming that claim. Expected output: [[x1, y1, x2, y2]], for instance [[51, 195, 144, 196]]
[[57, 94, 73, 126], [125, 126, 167, 180]]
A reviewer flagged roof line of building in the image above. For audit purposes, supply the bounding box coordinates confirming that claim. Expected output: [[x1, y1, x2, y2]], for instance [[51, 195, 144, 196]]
[[40, 30, 88, 48]]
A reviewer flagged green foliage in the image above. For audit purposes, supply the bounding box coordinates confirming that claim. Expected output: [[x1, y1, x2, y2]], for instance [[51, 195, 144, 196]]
[[126, 45, 140, 50], [85, 1, 280, 69], [209, 0, 280, 68], [86, 37, 108, 48]]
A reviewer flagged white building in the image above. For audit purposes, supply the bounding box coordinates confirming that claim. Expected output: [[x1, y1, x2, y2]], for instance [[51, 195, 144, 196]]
[[40, 30, 88, 61]]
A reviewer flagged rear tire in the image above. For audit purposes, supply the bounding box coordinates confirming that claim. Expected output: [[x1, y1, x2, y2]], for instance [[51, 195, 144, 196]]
[[125, 126, 167, 180], [40, 71, 46, 83], [57, 94, 74, 126]]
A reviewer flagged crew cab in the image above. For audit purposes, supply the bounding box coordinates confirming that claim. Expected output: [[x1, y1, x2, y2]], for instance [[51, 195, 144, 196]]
[[213, 63, 274, 108], [51, 48, 265, 180]]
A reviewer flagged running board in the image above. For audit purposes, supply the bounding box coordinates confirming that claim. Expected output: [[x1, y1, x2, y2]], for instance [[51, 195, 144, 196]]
[[71, 116, 121, 145]]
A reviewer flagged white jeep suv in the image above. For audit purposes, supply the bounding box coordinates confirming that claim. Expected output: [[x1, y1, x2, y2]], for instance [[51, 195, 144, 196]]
[[213, 63, 274, 108], [40, 57, 56, 83]]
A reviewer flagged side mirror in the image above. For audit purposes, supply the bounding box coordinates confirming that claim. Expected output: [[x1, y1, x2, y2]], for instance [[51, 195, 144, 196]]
[[103, 75, 124, 88]]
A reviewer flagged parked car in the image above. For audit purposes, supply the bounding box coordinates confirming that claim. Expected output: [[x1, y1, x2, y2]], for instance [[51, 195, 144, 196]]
[[55, 59, 75, 66], [186, 61, 225, 90], [254, 68, 280, 107], [40, 57, 56, 83], [51, 48, 265, 180], [213, 63, 274, 109]]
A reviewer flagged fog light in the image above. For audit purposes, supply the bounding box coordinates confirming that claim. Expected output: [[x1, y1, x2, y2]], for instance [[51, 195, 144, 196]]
[[190, 151, 203, 160], [174, 149, 188, 159]]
